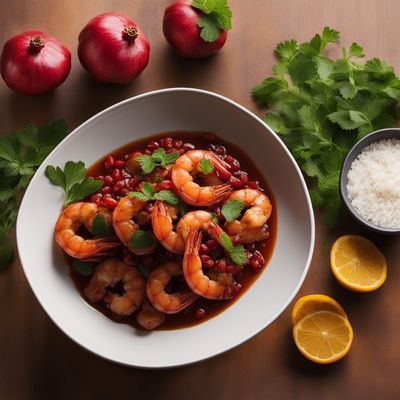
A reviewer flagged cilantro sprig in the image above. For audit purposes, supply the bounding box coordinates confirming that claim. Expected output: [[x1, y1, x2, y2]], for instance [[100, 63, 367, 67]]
[[130, 230, 157, 251], [199, 158, 214, 175], [45, 161, 102, 206], [252, 27, 400, 227], [221, 199, 244, 222], [218, 231, 246, 266], [192, 0, 232, 43], [128, 182, 185, 214], [0, 120, 69, 269], [137, 148, 179, 175]]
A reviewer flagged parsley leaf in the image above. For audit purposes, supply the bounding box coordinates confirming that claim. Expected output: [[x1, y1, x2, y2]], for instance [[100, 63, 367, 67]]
[[0, 120, 68, 269], [199, 158, 214, 175], [221, 199, 244, 222], [72, 260, 97, 276], [192, 0, 232, 43], [91, 214, 114, 237], [45, 161, 102, 206], [218, 231, 246, 266], [136, 148, 179, 175], [154, 190, 180, 205], [252, 27, 400, 227], [130, 230, 156, 251]]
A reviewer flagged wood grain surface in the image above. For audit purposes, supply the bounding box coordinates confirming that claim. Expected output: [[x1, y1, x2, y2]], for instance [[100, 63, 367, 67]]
[[1, 1, 399, 399]]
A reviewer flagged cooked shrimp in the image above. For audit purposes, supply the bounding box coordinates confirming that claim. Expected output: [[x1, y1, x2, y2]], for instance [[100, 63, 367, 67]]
[[113, 196, 157, 255], [152, 201, 213, 253], [84, 258, 145, 316], [171, 150, 232, 206], [136, 300, 166, 330], [183, 228, 233, 300], [224, 189, 272, 241], [147, 261, 198, 313], [54, 202, 118, 259]]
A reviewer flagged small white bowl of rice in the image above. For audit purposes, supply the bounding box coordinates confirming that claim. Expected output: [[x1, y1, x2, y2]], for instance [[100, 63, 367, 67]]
[[340, 128, 400, 234]]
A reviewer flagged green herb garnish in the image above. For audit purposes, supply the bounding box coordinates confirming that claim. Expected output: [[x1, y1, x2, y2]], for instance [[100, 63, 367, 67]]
[[137, 148, 179, 175], [72, 260, 97, 276], [91, 214, 114, 237], [219, 231, 246, 265], [199, 158, 215, 175], [252, 27, 400, 227], [221, 199, 244, 222], [0, 120, 69, 269], [210, 212, 219, 224], [130, 230, 156, 251], [192, 0, 232, 43], [45, 161, 102, 206]]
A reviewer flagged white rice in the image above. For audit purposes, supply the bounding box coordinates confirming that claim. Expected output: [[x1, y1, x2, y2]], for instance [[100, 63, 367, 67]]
[[347, 138, 400, 229]]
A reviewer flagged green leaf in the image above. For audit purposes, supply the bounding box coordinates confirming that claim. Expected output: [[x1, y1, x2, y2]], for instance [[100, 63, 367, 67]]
[[230, 245, 246, 265], [221, 199, 244, 222], [364, 58, 394, 76], [65, 179, 102, 205], [128, 191, 151, 201], [192, 0, 233, 35], [264, 112, 289, 134], [219, 231, 234, 252], [64, 161, 86, 192], [210, 213, 219, 224], [72, 260, 96, 276], [38, 119, 68, 147], [136, 262, 150, 279], [137, 154, 156, 175], [154, 190, 180, 206], [130, 230, 156, 251], [288, 53, 317, 85], [45, 165, 66, 188], [320, 27, 340, 51], [315, 56, 335, 80], [0, 136, 18, 162], [337, 81, 358, 99], [199, 158, 215, 175], [91, 214, 114, 237], [0, 233, 14, 270], [198, 14, 220, 42], [348, 43, 364, 59], [275, 40, 298, 61], [140, 182, 156, 197], [162, 151, 180, 166]]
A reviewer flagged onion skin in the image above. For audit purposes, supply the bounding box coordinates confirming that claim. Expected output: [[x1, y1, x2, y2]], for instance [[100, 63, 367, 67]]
[[78, 12, 150, 84], [0, 31, 71, 95], [163, 0, 228, 58]]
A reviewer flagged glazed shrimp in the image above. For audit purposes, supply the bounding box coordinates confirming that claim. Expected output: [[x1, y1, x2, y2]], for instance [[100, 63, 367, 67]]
[[171, 150, 232, 206], [136, 300, 166, 330], [113, 196, 157, 255], [84, 258, 145, 316], [54, 202, 118, 259], [224, 189, 272, 243], [152, 201, 213, 253], [183, 228, 233, 300], [147, 261, 198, 313]]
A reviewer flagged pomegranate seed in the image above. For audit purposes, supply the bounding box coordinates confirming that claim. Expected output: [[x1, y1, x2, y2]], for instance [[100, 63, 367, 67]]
[[215, 259, 227, 272], [247, 181, 261, 190], [228, 176, 245, 189], [114, 160, 125, 169], [225, 155, 240, 172], [144, 149, 152, 155], [127, 178, 140, 190], [121, 169, 131, 178], [101, 186, 112, 194], [226, 264, 234, 273], [214, 145, 226, 155], [104, 155, 114, 170], [201, 255, 214, 268], [206, 239, 218, 249], [195, 308, 206, 320], [111, 169, 121, 181], [163, 137, 173, 149], [104, 175, 114, 186], [95, 175, 104, 181], [235, 171, 249, 184], [103, 197, 118, 210], [112, 180, 125, 194], [233, 283, 242, 293], [147, 141, 160, 151], [120, 188, 129, 196], [157, 180, 173, 191], [183, 143, 195, 152], [200, 244, 210, 255], [245, 243, 256, 252], [90, 193, 103, 205], [173, 139, 183, 149], [103, 193, 112, 199]]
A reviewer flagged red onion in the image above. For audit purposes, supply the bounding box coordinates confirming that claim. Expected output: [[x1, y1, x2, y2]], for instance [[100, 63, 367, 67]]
[[163, 0, 228, 58], [0, 31, 71, 95], [78, 12, 150, 84]]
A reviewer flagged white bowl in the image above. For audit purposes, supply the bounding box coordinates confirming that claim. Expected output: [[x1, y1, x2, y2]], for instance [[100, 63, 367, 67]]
[[17, 88, 314, 368]]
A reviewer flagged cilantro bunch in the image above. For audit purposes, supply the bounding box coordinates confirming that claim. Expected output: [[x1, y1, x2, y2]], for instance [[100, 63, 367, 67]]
[[252, 27, 400, 226], [0, 120, 69, 269]]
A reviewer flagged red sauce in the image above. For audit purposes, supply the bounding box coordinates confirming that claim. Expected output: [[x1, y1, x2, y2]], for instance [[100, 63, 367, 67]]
[[68, 131, 277, 330]]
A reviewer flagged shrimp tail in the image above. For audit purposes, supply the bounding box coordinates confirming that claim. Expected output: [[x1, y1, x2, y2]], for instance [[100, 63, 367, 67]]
[[185, 228, 202, 258], [176, 291, 199, 309], [212, 184, 233, 202]]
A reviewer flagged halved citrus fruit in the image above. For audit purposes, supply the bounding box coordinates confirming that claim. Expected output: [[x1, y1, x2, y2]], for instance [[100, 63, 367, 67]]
[[330, 235, 387, 292], [291, 294, 347, 326], [293, 311, 354, 364]]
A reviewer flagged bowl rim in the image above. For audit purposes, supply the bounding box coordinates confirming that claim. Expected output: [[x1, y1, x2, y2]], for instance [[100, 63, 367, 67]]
[[16, 87, 315, 368], [340, 127, 400, 234]]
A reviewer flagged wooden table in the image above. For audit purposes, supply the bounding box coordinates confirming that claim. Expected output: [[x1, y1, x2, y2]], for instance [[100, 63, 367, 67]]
[[1, 0, 399, 398]]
